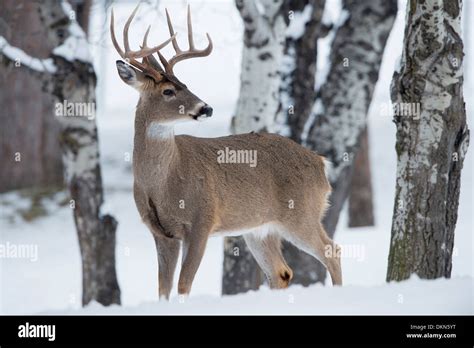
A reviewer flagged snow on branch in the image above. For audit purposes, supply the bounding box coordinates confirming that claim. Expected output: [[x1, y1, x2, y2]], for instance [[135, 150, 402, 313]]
[[0, 36, 57, 73], [286, 4, 313, 40], [53, 0, 92, 63], [314, 0, 346, 93], [0, 0, 92, 75]]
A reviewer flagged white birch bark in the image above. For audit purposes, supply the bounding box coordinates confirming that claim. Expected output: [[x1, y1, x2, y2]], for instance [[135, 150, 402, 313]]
[[387, 0, 469, 281], [231, 0, 286, 133]]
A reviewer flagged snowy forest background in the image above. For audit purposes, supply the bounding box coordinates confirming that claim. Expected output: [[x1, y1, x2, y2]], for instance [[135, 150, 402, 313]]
[[0, 0, 472, 314]]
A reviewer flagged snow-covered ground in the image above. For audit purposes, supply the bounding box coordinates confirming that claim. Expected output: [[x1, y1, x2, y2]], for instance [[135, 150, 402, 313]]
[[1, 0, 472, 314], [58, 277, 473, 315]]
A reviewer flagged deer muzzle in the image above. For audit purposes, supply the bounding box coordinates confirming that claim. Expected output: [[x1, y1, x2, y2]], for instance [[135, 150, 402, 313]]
[[199, 105, 213, 117]]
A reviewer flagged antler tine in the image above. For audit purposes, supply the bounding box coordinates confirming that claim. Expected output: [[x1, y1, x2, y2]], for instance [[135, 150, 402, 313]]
[[162, 5, 213, 75], [165, 8, 182, 54], [122, 4, 175, 59], [123, 4, 140, 53], [111, 5, 147, 73], [133, 33, 176, 59], [110, 4, 177, 81], [166, 33, 213, 72], [157, 51, 171, 72], [142, 25, 151, 47], [110, 9, 125, 57], [141, 25, 165, 72], [111, 4, 212, 78], [187, 4, 194, 50]]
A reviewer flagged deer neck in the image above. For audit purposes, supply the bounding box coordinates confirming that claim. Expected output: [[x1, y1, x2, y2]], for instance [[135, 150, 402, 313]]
[[133, 110, 179, 184]]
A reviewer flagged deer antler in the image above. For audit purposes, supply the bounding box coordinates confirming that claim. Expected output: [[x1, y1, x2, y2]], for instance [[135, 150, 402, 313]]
[[158, 5, 213, 76], [110, 4, 175, 81]]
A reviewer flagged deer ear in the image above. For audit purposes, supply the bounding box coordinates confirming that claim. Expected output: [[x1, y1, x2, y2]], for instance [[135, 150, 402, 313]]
[[116, 60, 146, 89]]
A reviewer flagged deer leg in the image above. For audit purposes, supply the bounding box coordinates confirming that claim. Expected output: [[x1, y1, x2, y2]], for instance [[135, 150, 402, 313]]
[[152, 233, 180, 300], [243, 232, 293, 289], [141, 200, 180, 300], [284, 222, 342, 286], [177, 232, 208, 296]]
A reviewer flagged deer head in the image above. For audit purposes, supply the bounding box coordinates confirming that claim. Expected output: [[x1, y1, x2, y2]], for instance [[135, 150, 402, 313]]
[[111, 4, 214, 124]]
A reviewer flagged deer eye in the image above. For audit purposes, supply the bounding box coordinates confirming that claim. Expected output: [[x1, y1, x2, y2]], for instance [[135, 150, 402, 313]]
[[163, 89, 175, 96]]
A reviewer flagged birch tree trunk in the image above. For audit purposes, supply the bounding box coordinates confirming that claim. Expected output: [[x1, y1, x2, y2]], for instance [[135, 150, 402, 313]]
[[348, 127, 375, 227], [230, 0, 287, 134], [0, 0, 120, 306], [223, 0, 286, 295], [386, 0, 469, 281]]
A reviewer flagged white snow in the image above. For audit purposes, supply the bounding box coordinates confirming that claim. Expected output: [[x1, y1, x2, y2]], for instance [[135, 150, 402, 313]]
[[313, 3, 349, 93], [336, 9, 350, 27], [0, 0, 472, 315], [53, 36, 92, 63], [301, 98, 324, 148], [286, 4, 314, 40], [54, 277, 473, 315], [313, 0, 343, 93], [321, 0, 343, 26], [394, 55, 402, 73], [0, 36, 57, 73], [53, 0, 92, 63]]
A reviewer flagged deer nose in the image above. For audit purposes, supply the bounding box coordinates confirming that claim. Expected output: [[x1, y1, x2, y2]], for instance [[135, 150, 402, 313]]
[[200, 105, 213, 117]]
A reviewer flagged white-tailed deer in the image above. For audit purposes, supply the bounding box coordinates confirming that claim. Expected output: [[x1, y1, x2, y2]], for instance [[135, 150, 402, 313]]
[[111, 5, 342, 299]]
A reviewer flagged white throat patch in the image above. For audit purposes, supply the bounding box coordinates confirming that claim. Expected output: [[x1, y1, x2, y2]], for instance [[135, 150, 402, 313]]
[[147, 121, 174, 140]]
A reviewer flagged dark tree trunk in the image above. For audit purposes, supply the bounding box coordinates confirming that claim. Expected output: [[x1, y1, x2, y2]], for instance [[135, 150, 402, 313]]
[[348, 127, 375, 228], [279, 0, 329, 287], [386, 0, 469, 281], [0, 0, 62, 193], [1, 1, 121, 306], [222, 237, 262, 295], [305, 1, 397, 279], [69, 0, 92, 34], [223, 0, 397, 294], [280, 0, 327, 143]]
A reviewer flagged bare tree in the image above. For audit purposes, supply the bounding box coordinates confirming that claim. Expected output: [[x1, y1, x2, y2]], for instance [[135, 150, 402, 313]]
[[387, 0, 469, 281], [0, 0, 120, 305]]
